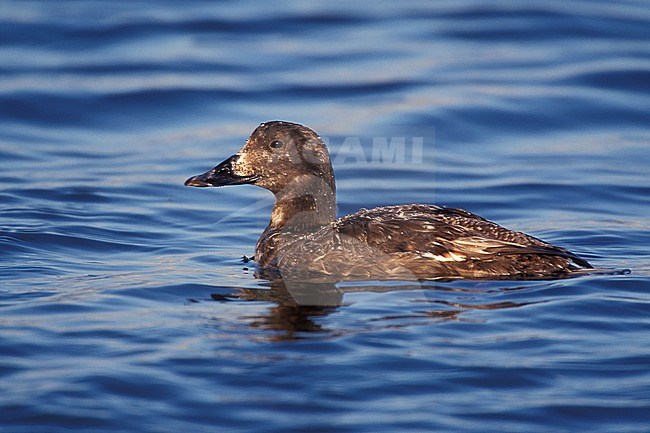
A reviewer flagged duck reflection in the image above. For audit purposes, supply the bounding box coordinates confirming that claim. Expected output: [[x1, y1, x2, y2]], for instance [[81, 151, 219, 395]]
[[210, 275, 538, 341]]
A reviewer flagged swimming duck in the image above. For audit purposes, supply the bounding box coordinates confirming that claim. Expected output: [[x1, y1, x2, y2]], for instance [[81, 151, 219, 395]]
[[185, 121, 592, 280]]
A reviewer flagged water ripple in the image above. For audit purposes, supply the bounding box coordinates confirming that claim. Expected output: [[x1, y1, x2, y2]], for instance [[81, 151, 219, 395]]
[[1, 1, 649, 432]]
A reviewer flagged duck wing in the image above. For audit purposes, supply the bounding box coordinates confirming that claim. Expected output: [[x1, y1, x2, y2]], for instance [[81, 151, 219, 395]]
[[333, 204, 591, 278]]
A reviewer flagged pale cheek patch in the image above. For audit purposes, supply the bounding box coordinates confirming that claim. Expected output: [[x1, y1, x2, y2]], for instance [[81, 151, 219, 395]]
[[233, 152, 256, 177]]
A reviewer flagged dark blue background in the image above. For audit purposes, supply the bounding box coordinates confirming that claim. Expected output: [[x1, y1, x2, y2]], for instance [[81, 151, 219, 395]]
[[1, 1, 649, 432]]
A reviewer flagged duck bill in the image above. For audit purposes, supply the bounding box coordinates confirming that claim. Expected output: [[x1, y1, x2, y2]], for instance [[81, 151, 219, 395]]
[[184, 155, 258, 187]]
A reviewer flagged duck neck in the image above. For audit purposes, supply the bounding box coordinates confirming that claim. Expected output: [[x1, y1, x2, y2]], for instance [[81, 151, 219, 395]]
[[269, 174, 336, 233]]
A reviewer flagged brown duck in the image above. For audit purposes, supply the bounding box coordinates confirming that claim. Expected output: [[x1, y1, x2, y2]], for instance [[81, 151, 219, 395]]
[[185, 121, 592, 280]]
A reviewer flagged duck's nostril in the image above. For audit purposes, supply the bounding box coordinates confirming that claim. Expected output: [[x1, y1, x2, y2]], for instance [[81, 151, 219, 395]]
[[217, 165, 232, 175]]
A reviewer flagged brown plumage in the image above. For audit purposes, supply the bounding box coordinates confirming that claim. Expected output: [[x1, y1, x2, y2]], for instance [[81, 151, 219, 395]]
[[185, 121, 592, 280]]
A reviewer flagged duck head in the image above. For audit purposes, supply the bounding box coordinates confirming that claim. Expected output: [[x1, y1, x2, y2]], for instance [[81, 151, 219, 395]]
[[184, 121, 335, 195]]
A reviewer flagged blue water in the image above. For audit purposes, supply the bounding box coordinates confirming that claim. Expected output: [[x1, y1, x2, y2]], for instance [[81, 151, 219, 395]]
[[2, 1, 650, 431]]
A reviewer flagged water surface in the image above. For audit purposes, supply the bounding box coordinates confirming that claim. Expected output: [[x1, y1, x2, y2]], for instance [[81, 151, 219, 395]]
[[1, 1, 649, 432]]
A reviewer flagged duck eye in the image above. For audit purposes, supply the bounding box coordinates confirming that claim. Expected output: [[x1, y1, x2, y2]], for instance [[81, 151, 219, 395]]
[[270, 140, 284, 149]]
